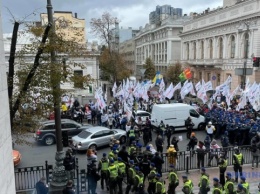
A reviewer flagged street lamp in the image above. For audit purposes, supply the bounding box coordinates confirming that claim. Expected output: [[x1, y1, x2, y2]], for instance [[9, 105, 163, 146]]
[[47, 0, 67, 188]]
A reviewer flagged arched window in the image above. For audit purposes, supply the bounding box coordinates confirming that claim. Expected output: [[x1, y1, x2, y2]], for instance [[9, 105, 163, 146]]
[[187, 43, 189, 60], [193, 42, 196, 60], [243, 33, 250, 58], [230, 35, 235, 58], [209, 39, 213, 59], [219, 37, 223, 59], [201, 41, 204, 59]]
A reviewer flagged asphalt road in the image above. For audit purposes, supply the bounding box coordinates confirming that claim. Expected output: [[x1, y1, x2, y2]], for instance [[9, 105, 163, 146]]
[[14, 128, 221, 171]]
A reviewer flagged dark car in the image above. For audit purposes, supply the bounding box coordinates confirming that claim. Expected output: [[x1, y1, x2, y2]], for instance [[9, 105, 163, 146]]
[[34, 119, 92, 145]]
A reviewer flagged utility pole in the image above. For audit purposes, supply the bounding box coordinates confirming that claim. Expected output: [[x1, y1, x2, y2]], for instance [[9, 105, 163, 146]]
[[47, 0, 67, 188]]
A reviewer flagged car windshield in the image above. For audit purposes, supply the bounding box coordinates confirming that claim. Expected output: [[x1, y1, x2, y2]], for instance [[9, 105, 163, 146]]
[[78, 131, 92, 139]]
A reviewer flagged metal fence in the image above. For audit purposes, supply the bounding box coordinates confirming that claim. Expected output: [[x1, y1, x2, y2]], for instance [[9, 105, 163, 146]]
[[161, 145, 252, 173], [15, 145, 253, 193]]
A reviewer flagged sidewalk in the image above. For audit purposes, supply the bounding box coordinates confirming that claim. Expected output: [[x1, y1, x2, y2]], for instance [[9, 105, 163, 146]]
[[80, 164, 259, 194]]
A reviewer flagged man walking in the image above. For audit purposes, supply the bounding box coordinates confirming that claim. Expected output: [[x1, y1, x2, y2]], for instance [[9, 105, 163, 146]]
[[250, 132, 260, 169], [185, 117, 194, 139], [233, 147, 244, 183]]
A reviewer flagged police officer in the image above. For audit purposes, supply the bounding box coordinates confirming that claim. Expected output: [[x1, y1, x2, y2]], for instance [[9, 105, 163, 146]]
[[140, 154, 150, 184], [155, 173, 166, 194], [133, 166, 145, 194], [107, 159, 119, 194], [167, 165, 179, 194], [212, 178, 222, 194], [218, 153, 227, 187], [236, 183, 246, 194], [116, 157, 126, 194], [147, 163, 157, 194], [129, 128, 136, 145], [198, 167, 210, 194], [98, 153, 109, 190], [158, 120, 165, 138], [185, 117, 194, 139], [240, 176, 249, 194], [182, 175, 193, 194], [233, 147, 244, 182], [224, 172, 235, 194], [126, 160, 136, 194]]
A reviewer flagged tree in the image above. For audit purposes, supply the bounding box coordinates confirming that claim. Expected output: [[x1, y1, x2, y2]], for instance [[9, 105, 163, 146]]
[[8, 20, 93, 141], [165, 62, 183, 84], [144, 57, 156, 80], [90, 13, 131, 82]]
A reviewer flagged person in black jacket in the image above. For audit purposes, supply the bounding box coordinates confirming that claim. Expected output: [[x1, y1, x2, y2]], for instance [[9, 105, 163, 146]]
[[185, 117, 194, 139], [35, 177, 48, 194], [151, 152, 164, 176], [140, 155, 151, 184], [171, 136, 179, 152], [165, 125, 172, 148], [118, 145, 129, 163], [155, 135, 164, 155], [62, 180, 75, 194], [63, 151, 75, 181]]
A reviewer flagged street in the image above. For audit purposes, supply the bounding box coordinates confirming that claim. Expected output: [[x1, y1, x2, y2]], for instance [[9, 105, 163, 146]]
[[14, 128, 220, 170]]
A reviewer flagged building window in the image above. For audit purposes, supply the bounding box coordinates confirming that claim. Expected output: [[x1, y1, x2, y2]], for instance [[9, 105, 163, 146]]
[[230, 35, 235, 58], [209, 39, 213, 59], [243, 33, 250, 58], [187, 43, 189, 60], [201, 41, 204, 59], [207, 73, 211, 81], [219, 37, 223, 59], [193, 42, 196, 60], [74, 70, 83, 88]]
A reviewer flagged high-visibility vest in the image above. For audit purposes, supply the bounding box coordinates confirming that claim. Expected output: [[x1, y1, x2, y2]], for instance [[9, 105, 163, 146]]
[[212, 186, 223, 194], [109, 151, 115, 160], [233, 153, 243, 165], [149, 169, 157, 183], [199, 174, 209, 188], [183, 180, 193, 194], [156, 180, 166, 193], [100, 159, 109, 171], [169, 172, 178, 184], [108, 165, 118, 179], [135, 173, 144, 187], [128, 146, 136, 155], [117, 162, 126, 174], [128, 167, 136, 180], [224, 180, 234, 194], [219, 159, 227, 168], [129, 130, 135, 137], [242, 182, 249, 194]]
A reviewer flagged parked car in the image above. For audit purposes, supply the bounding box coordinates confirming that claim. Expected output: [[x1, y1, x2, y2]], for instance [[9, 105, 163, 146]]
[[13, 150, 21, 166], [34, 119, 92, 146], [132, 110, 151, 125], [72, 126, 127, 151]]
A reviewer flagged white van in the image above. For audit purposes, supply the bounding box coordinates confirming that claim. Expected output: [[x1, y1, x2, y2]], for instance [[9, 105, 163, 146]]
[[151, 103, 205, 131]]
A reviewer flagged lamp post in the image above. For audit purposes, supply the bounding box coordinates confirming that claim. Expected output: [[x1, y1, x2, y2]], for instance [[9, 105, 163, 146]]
[[47, 0, 67, 188]]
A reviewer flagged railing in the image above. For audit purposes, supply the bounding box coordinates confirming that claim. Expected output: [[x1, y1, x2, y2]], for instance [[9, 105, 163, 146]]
[[161, 145, 252, 173], [15, 146, 253, 193]]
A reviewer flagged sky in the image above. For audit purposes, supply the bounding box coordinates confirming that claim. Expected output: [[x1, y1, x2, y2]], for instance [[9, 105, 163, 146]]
[[1, 0, 223, 42]]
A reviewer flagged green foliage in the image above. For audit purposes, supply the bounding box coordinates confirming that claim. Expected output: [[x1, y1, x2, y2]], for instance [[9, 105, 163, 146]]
[[144, 57, 156, 80], [166, 62, 183, 84]]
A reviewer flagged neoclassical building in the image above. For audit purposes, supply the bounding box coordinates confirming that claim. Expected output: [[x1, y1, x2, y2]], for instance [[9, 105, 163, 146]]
[[180, 0, 260, 89], [135, 16, 190, 76]]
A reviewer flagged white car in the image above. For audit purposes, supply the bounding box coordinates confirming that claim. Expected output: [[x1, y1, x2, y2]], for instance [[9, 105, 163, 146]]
[[132, 110, 151, 125]]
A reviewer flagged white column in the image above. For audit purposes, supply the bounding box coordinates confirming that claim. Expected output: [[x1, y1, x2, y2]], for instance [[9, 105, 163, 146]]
[[213, 37, 217, 59], [223, 35, 227, 59], [249, 30, 254, 58], [167, 40, 171, 63], [235, 32, 239, 58]]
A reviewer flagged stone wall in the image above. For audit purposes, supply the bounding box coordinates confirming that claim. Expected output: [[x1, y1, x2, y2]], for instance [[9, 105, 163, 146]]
[[0, 0, 16, 193]]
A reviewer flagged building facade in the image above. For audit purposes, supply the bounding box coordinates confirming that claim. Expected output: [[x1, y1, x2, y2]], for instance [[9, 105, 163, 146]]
[[149, 5, 182, 25], [119, 27, 140, 43], [41, 11, 86, 46], [135, 16, 190, 76], [119, 39, 136, 74], [0, 0, 16, 192], [180, 0, 260, 89]]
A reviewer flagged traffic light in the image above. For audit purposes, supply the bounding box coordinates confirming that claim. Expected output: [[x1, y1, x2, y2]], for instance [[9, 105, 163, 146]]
[[253, 57, 260, 67]]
